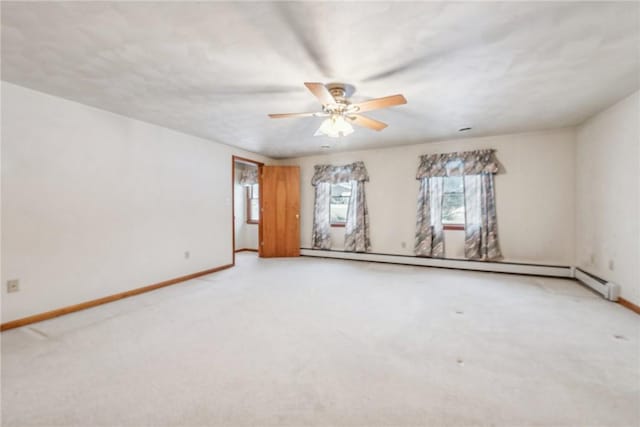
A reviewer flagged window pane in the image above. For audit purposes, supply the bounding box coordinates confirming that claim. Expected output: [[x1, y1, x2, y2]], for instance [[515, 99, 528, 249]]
[[331, 182, 351, 197], [330, 203, 348, 224], [442, 192, 465, 224], [330, 183, 351, 224], [247, 184, 259, 222], [250, 199, 260, 221], [443, 176, 463, 192], [442, 176, 464, 225]]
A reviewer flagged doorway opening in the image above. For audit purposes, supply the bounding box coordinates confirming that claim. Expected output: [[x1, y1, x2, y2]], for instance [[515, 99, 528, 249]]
[[232, 156, 263, 265]]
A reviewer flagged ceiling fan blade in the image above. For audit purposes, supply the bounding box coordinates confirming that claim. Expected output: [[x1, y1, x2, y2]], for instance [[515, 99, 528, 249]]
[[304, 82, 336, 106], [349, 114, 388, 131], [351, 94, 407, 113], [268, 112, 326, 119]]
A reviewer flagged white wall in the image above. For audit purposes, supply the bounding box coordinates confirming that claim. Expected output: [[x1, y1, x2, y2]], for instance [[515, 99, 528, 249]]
[[233, 163, 259, 251], [1, 82, 269, 323], [575, 91, 640, 305], [285, 128, 576, 266]]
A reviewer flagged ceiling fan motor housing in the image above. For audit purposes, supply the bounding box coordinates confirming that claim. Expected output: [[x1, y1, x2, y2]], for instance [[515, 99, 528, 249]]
[[325, 83, 355, 102]]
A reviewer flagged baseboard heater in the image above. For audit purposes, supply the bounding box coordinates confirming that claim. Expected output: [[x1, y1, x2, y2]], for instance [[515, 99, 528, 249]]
[[574, 268, 620, 301], [300, 249, 573, 278]]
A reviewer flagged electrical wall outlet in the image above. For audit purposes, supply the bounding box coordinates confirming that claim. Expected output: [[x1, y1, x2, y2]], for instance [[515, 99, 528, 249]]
[[401, 241, 407, 249], [608, 260, 615, 271], [184, 251, 190, 259], [7, 279, 19, 293]]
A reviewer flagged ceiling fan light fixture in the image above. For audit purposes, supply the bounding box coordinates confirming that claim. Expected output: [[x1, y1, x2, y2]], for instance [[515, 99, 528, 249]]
[[317, 114, 354, 138]]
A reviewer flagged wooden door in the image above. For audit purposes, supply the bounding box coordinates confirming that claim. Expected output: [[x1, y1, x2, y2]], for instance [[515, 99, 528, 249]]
[[259, 166, 300, 257]]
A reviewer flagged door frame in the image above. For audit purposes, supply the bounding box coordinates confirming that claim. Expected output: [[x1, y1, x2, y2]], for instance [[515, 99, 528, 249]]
[[231, 155, 264, 266]]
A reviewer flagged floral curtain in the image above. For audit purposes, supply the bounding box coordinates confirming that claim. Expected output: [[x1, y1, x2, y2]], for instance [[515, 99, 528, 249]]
[[345, 181, 371, 252], [414, 177, 445, 257], [311, 182, 332, 249], [311, 161, 371, 252], [311, 161, 370, 185], [415, 149, 502, 260], [238, 163, 258, 186], [464, 174, 502, 260], [416, 149, 500, 178]]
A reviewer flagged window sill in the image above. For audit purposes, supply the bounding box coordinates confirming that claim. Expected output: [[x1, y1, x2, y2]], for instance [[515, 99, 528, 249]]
[[331, 223, 346, 228], [246, 220, 259, 225], [443, 224, 465, 231]]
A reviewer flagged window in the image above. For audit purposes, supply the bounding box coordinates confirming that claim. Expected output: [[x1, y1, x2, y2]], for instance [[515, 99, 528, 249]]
[[442, 176, 465, 228], [246, 183, 259, 224], [330, 182, 351, 226]]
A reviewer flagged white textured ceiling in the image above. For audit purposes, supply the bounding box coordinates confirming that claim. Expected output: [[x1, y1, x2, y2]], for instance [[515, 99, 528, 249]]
[[2, 2, 639, 158]]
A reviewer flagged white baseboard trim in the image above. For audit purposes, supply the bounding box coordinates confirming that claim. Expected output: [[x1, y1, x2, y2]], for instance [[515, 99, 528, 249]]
[[300, 249, 573, 278]]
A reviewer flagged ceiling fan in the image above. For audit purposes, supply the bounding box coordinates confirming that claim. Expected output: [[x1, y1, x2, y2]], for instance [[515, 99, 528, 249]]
[[268, 82, 407, 138]]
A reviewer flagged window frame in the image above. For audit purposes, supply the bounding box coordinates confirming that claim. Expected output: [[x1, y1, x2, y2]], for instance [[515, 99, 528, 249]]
[[246, 183, 259, 225], [329, 183, 351, 227], [443, 224, 465, 231]]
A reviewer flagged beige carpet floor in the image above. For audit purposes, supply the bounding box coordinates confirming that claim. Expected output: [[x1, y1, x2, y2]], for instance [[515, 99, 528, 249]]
[[2, 253, 639, 426]]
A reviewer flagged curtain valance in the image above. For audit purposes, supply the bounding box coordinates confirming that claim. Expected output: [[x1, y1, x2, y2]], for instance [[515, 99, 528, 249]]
[[238, 164, 259, 185], [311, 161, 369, 185], [416, 149, 500, 179]]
